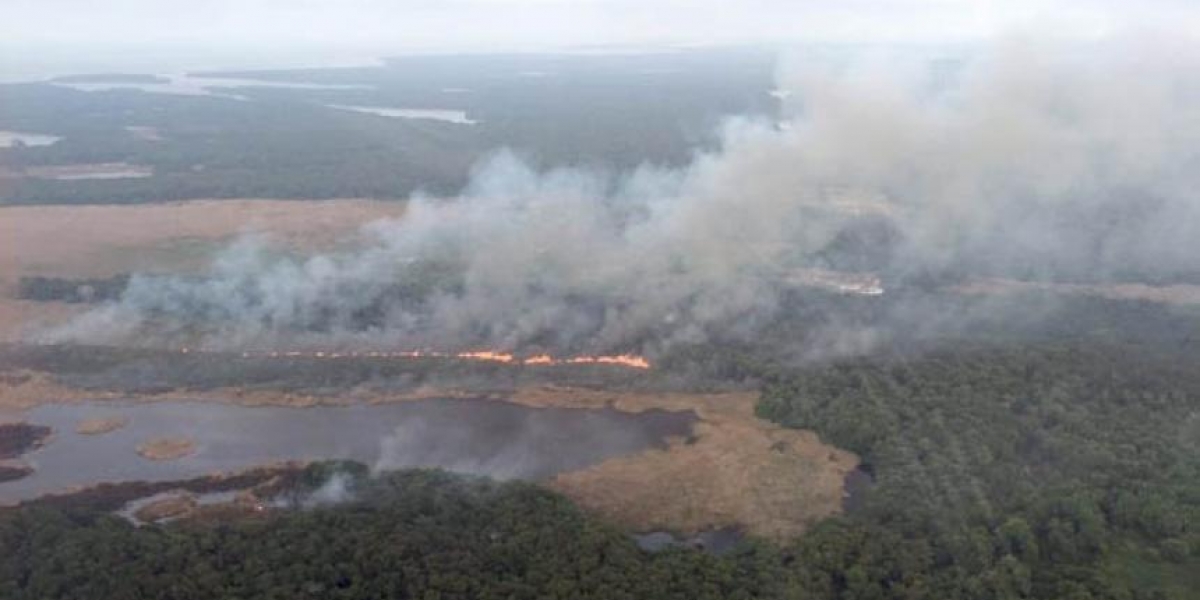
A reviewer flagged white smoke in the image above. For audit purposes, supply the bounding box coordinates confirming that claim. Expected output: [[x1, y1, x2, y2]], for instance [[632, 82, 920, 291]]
[[44, 36, 1200, 354], [301, 472, 356, 507]]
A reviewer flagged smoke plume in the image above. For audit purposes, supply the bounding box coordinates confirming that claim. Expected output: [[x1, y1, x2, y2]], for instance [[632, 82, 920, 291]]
[[45, 37, 1200, 355]]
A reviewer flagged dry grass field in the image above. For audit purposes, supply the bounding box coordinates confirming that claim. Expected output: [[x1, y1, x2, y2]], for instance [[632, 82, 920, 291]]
[[0, 198, 406, 341]]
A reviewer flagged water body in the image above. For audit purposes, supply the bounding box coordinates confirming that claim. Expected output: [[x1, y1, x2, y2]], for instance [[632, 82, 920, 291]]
[[842, 467, 875, 513], [326, 105, 478, 124], [47, 169, 152, 181], [634, 527, 744, 556], [21, 163, 154, 181], [1, 399, 694, 503], [0, 131, 61, 148], [53, 73, 373, 100]]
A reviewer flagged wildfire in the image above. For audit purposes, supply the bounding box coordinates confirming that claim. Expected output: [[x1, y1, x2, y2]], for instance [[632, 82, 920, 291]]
[[523, 354, 555, 365], [455, 351, 516, 363], [178, 348, 650, 369], [565, 354, 652, 369]]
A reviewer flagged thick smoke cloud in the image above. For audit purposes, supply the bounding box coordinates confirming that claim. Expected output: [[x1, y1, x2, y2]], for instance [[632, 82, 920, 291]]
[[45, 38, 1200, 354]]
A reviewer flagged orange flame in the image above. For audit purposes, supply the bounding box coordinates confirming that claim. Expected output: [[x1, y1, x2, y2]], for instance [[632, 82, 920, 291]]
[[522, 354, 555, 365], [566, 354, 652, 369], [177, 348, 650, 369], [454, 351, 515, 363]]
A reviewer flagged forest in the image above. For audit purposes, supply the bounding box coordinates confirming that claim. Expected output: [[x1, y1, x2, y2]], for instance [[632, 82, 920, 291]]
[[2, 295, 1198, 599], [16, 275, 130, 303], [0, 50, 775, 205]]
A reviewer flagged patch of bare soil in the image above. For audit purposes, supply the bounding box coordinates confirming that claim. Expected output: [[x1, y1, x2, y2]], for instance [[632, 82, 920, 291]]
[[133, 493, 198, 522], [136, 437, 196, 461], [76, 416, 128, 435], [511, 387, 858, 540]]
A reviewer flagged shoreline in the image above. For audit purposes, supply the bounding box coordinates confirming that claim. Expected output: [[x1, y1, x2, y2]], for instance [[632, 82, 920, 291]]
[[0, 374, 857, 539]]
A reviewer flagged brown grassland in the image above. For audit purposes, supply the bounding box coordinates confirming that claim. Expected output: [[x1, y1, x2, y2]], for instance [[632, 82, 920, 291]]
[[0, 198, 405, 341]]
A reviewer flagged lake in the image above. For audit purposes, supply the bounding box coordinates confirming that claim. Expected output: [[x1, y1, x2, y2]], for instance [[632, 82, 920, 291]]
[[326, 105, 478, 124], [1, 399, 694, 503], [0, 131, 61, 148], [53, 73, 374, 100]]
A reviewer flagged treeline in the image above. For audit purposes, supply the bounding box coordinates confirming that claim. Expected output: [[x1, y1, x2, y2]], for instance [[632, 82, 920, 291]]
[[0, 468, 788, 600], [17, 275, 129, 303], [755, 341, 1200, 599], [0, 51, 775, 206]]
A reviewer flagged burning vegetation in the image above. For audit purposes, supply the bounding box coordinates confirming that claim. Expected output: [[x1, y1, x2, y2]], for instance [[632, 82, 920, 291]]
[[212, 348, 651, 369]]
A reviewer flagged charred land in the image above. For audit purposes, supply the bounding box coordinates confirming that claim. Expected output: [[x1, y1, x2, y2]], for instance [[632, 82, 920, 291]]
[[0, 422, 52, 460]]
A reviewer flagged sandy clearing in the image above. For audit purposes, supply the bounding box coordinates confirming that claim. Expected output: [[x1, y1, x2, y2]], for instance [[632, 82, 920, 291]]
[[133, 493, 198, 522], [0, 198, 406, 285], [137, 437, 197, 461]]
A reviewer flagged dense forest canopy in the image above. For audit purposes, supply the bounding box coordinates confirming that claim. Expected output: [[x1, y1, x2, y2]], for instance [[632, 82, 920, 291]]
[[0, 51, 776, 205]]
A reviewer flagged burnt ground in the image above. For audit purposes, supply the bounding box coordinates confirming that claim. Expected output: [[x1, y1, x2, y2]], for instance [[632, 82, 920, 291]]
[[0, 422, 52, 460], [5, 463, 304, 513], [0, 464, 33, 484], [0, 343, 734, 401], [0, 421, 54, 485]]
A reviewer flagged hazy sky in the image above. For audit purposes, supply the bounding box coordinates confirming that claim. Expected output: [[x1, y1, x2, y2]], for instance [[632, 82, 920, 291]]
[[2, 0, 1197, 76]]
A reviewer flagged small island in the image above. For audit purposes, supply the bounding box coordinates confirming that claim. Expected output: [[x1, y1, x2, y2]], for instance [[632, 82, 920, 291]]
[[76, 417, 129, 435], [136, 437, 197, 461], [133, 493, 198, 522]]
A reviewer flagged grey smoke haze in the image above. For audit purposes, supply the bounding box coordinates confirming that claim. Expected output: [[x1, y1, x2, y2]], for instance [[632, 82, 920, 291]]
[[45, 37, 1200, 354], [3, 1, 1198, 80], [301, 472, 356, 507]]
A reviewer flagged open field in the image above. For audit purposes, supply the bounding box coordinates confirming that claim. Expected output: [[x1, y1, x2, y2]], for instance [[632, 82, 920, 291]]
[[0, 198, 405, 281], [520, 387, 857, 539], [0, 198, 406, 341]]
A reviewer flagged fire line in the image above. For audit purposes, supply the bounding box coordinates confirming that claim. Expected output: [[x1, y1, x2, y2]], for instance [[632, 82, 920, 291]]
[[174, 348, 651, 369]]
